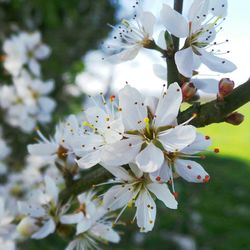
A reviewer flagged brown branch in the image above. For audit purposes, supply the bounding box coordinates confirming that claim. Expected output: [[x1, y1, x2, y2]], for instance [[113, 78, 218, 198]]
[[178, 79, 250, 127], [60, 79, 250, 203]]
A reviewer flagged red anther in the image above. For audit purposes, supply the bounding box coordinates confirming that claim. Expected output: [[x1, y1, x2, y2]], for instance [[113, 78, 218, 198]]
[[181, 82, 197, 101], [173, 192, 179, 199], [203, 175, 210, 183], [110, 95, 116, 102], [197, 175, 201, 180], [214, 148, 220, 153], [205, 135, 210, 140], [225, 112, 244, 126], [155, 176, 161, 182]]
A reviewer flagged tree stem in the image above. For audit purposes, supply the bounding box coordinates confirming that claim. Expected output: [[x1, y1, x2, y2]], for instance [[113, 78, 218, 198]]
[[173, 0, 184, 50]]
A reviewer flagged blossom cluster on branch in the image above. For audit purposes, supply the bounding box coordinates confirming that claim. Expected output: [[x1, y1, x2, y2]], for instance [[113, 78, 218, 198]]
[[0, 0, 247, 250]]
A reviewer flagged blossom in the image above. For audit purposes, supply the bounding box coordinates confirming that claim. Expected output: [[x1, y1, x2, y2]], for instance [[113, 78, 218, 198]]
[[106, 10, 156, 63], [101, 83, 196, 173], [3, 31, 51, 77], [102, 164, 177, 232], [60, 192, 120, 250], [0, 129, 11, 174], [150, 133, 211, 187], [28, 115, 78, 168], [0, 70, 56, 133], [71, 95, 125, 169], [17, 176, 69, 239], [160, 0, 236, 77]]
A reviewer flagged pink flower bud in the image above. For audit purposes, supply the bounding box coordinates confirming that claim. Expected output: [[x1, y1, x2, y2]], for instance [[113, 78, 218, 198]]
[[181, 82, 197, 101], [218, 78, 235, 100], [225, 112, 244, 126]]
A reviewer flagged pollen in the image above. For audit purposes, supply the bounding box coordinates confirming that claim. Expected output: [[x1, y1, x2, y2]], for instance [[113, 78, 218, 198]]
[[214, 148, 220, 153], [205, 135, 210, 140], [155, 176, 161, 182], [110, 95, 116, 102], [203, 175, 210, 183]]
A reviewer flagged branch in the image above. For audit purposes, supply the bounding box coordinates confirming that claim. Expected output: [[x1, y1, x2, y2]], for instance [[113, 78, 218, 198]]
[[178, 79, 250, 127], [172, 0, 184, 50], [60, 79, 250, 203]]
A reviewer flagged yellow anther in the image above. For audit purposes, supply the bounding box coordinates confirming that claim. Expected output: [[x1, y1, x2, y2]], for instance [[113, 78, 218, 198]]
[[127, 200, 133, 208], [83, 121, 94, 129], [143, 117, 150, 125]]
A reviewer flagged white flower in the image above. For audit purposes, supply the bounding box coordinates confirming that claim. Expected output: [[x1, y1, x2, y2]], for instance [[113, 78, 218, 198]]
[[101, 83, 196, 173], [150, 133, 211, 187], [17, 176, 68, 239], [102, 164, 177, 233], [153, 64, 219, 102], [61, 192, 120, 250], [3, 31, 51, 77], [160, 0, 236, 77], [71, 95, 125, 169], [28, 115, 78, 165], [0, 130, 11, 174], [0, 70, 56, 133], [106, 11, 156, 63]]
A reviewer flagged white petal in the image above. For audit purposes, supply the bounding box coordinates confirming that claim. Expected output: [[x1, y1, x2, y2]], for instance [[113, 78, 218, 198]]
[[104, 165, 134, 181], [108, 46, 141, 63], [38, 97, 56, 113], [31, 219, 56, 239], [65, 240, 77, 250], [209, 0, 228, 16], [27, 142, 58, 156], [199, 49, 237, 73], [44, 176, 59, 204], [157, 30, 167, 50], [160, 4, 189, 38], [139, 11, 156, 37], [135, 143, 164, 173], [91, 223, 120, 243], [144, 96, 159, 115], [118, 85, 147, 131], [188, 0, 209, 23], [18, 201, 46, 218], [158, 125, 196, 152], [192, 78, 218, 94], [101, 135, 142, 166], [153, 64, 167, 80], [175, 159, 210, 183], [103, 184, 136, 211], [135, 190, 156, 233], [129, 163, 143, 178], [28, 59, 41, 77], [175, 47, 194, 78], [150, 161, 171, 182], [181, 133, 211, 154], [154, 82, 182, 127], [35, 45, 51, 59], [147, 183, 178, 209], [76, 150, 101, 169], [76, 219, 92, 235], [60, 213, 84, 224]]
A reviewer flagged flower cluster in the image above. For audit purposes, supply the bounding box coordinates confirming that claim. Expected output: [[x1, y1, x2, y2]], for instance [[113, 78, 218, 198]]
[[0, 127, 11, 175], [0, 0, 241, 250], [0, 31, 56, 133]]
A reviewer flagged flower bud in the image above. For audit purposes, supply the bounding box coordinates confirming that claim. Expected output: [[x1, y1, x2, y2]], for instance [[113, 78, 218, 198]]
[[181, 82, 197, 101], [218, 78, 235, 100], [225, 112, 244, 126], [17, 217, 39, 237]]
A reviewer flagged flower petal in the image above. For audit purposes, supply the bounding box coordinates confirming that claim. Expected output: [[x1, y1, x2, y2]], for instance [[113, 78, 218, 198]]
[[76, 218, 92, 235], [147, 183, 178, 209], [44, 176, 59, 204], [139, 11, 156, 37], [135, 143, 164, 173], [209, 0, 228, 16], [160, 4, 189, 38], [153, 64, 167, 80], [60, 213, 84, 224], [76, 150, 101, 169], [154, 82, 182, 127], [28, 142, 58, 156], [188, 0, 209, 23], [175, 159, 209, 183], [31, 218, 56, 239], [118, 85, 147, 131], [150, 161, 171, 182], [103, 184, 136, 211], [199, 49, 237, 73], [175, 47, 194, 78], [135, 189, 156, 233], [181, 133, 211, 154], [104, 165, 134, 182], [158, 125, 196, 152]]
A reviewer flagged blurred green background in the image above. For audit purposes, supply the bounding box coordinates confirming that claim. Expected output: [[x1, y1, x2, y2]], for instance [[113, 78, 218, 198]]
[[0, 0, 249, 249]]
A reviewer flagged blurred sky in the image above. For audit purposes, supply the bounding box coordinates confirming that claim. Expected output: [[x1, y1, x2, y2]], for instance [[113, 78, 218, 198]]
[[77, 0, 250, 96]]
